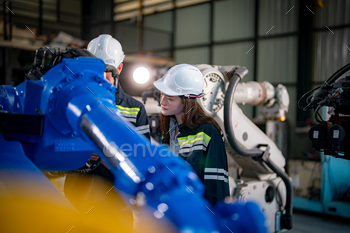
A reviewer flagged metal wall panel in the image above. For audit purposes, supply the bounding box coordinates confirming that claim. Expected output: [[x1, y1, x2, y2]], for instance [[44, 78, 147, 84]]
[[0, 0, 81, 38], [213, 0, 255, 42], [60, 0, 82, 25], [8, 1, 39, 20], [91, 0, 110, 21], [143, 27, 172, 51], [143, 11, 173, 52], [175, 3, 210, 46], [61, 0, 81, 14], [174, 47, 209, 64], [43, 0, 57, 22], [150, 50, 172, 58], [176, 0, 210, 8], [314, 0, 350, 28], [286, 86, 297, 125], [283, 85, 297, 155], [257, 36, 298, 84], [257, 36, 297, 147], [115, 23, 138, 53], [213, 42, 255, 82], [90, 24, 114, 38], [213, 41, 255, 119], [259, 0, 299, 36], [313, 28, 350, 84], [144, 11, 173, 32]]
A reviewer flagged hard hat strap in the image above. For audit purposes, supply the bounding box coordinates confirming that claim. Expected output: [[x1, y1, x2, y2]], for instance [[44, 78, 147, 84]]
[[186, 93, 204, 98]]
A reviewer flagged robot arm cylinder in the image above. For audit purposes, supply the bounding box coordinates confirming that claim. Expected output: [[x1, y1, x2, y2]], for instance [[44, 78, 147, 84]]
[[234, 81, 275, 106]]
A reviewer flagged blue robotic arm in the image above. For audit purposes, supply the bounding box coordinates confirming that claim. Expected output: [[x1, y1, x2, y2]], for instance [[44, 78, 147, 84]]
[[0, 56, 267, 233]]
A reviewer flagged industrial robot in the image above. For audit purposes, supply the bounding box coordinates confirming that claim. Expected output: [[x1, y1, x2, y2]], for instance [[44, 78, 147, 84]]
[[297, 62, 350, 218], [0, 49, 272, 233]]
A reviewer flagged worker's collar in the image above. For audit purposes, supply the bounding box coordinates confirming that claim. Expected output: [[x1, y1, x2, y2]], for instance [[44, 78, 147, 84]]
[[115, 82, 124, 104], [170, 117, 183, 131]]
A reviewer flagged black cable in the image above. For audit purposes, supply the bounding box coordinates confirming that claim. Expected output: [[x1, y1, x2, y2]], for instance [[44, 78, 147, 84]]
[[302, 101, 314, 111], [301, 92, 318, 111], [306, 94, 314, 103], [299, 62, 350, 112], [265, 158, 293, 229], [326, 63, 350, 85], [224, 73, 263, 157], [298, 86, 320, 110]]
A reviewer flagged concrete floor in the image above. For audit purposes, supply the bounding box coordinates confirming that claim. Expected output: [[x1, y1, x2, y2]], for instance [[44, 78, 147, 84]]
[[288, 210, 350, 233]]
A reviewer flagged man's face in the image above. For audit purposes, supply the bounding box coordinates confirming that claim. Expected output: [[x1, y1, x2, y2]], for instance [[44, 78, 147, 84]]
[[104, 72, 114, 86]]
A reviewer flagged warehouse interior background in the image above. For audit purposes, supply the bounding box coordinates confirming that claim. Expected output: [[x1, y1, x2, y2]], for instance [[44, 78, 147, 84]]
[[1, 0, 350, 232]]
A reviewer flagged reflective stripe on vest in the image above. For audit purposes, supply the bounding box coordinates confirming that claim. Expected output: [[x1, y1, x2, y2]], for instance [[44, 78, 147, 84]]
[[178, 132, 211, 154], [116, 105, 140, 123], [178, 132, 211, 146], [136, 124, 150, 135], [204, 168, 229, 183]]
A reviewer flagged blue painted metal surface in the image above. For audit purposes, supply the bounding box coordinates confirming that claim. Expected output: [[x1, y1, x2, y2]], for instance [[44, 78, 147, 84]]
[[293, 104, 350, 219], [321, 154, 350, 218], [293, 197, 323, 213], [293, 152, 350, 218], [0, 57, 268, 233]]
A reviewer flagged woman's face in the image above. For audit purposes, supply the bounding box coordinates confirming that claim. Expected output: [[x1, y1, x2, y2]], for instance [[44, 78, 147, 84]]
[[160, 93, 184, 116]]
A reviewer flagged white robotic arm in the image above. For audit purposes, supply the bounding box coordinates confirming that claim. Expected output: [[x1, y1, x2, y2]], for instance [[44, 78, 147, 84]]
[[195, 64, 287, 176], [195, 64, 293, 232]]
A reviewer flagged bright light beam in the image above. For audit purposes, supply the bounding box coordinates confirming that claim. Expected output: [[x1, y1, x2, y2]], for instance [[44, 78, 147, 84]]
[[133, 67, 150, 84]]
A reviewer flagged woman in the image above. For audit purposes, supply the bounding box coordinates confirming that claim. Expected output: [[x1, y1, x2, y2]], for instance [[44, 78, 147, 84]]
[[153, 64, 230, 205]]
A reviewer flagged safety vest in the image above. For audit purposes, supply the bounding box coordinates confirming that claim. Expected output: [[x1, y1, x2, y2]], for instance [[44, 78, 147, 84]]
[[115, 83, 150, 139], [168, 119, 230, 205]]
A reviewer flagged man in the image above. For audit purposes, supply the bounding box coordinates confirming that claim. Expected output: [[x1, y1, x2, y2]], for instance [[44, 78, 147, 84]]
[[87, 34, 150, 138], [64, 35, 150, 232], [79, 34, 150, 183]]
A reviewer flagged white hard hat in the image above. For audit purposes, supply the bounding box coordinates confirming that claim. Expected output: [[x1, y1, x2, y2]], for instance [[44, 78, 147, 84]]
[[87, 34, 125, 69], [153, 64, 204, 98]]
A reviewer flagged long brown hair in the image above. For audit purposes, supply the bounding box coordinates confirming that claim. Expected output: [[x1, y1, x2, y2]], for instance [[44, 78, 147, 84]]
[[160, 97, 222, 144]]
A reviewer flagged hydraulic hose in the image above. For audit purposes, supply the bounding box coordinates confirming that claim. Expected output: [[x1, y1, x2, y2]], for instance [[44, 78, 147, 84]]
[[326, 62, 350, 85], [224, 67, 293, 230], [224, 68, 263, 157], [265, 158, 293, 229]]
